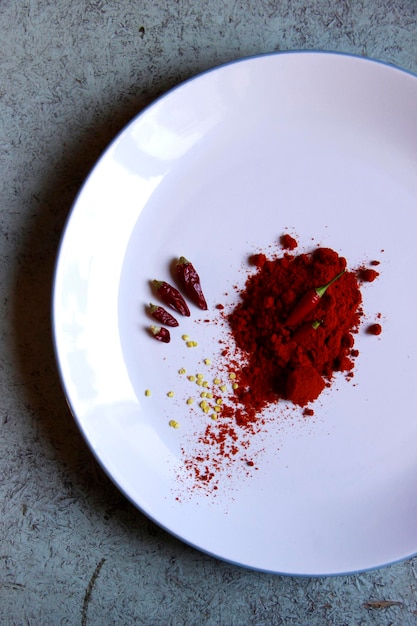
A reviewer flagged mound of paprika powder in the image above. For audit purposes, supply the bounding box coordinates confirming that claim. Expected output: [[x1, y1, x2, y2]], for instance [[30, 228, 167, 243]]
[[228, 246, 363, 417]]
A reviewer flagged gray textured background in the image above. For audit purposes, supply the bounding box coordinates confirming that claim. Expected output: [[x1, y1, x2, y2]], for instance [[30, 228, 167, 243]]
[[1, 1, 417, 624]]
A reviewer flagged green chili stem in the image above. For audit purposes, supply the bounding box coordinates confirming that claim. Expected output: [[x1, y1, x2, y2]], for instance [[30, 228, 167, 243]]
[[316, 270, 345, 298]]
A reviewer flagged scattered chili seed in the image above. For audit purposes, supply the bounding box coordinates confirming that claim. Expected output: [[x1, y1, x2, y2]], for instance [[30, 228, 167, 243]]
[[204, 358, 211, 365], [178, 368, 186, 375], [182, 334, 189, 341], [145, 389, 151, 397], [186, 397, 194, 405], [229, 372, 236, 380], [167, 391, 174, 398], [188, 375, 196, 382], [168, 420, 180, 429]]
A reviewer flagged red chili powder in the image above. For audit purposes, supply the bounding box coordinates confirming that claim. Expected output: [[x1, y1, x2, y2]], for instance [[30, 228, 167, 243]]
[[358, 267, 379, 282], [227, 246, 364, 418], [280, 234, 298, 250], [367, 323, 382, 335]]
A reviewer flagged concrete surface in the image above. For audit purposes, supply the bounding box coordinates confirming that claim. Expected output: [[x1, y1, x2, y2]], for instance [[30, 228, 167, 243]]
[[1, 1, 417, 624]]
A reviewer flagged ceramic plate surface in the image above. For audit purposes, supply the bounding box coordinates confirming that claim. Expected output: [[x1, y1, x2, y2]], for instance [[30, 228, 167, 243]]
[[52, 52, 417, 575]]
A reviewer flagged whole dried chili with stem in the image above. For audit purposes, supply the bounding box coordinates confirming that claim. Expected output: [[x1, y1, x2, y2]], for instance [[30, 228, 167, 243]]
[[292, 319, 321, 343], [148, 303, 179, 327], [152, 280, 190, 316], [285, 270, 345, 327], [150, 325, 170, 343], [176, 256, 208, 310]]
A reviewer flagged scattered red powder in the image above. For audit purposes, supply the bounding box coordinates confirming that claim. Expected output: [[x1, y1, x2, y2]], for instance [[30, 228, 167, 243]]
[[367, 323, 382, 335], [370, 260, 380, 266], [227, 246, 364, 418], [280, 234, 298, 250], [303, 408, 314, 417], [358, 267, 379, 282], [249, 253, 267, 268]]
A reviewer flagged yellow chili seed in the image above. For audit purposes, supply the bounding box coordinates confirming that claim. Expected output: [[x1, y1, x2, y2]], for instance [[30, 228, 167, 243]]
[[178, 368, 186, 375], [167, 391, 174, 398], [202, 381, 209, 388], [214, 405, 221, 413], [186, 341, 197, 348], [169, 420, 180, 429], [200, 392, 207, 398], [232, 383, 239, 390], [182, 334, 189, 341], [229, 372, 236, 380], [145, 389, 151, 397], [188, 375, 196, 382], [220, 385, 227, 393], [204, 358, 211, 365], [196, 373, 204, 379], [214, 378, 221, 385], [216, 398, 223, 406], [206, 392, 213, 399], [186, 397, 194, 405], [211, 414, 218, 421]]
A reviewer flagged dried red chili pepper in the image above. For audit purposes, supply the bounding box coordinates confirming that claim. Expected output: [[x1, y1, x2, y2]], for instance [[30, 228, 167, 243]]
[[285, 270, 345, 327], [176, 256, 208, 310], [150, 325, 170, 343], [292, 319, 321, 342], [149, 303, 179, 327], [152, 280, 190, 316]]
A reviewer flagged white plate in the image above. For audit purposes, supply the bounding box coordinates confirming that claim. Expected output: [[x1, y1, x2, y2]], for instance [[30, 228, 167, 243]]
[[52, 52, 417, 575]]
